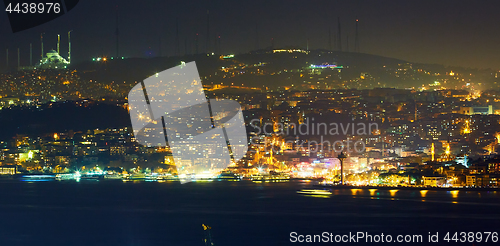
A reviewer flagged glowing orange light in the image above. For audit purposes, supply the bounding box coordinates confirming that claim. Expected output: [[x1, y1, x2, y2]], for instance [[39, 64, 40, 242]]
[[389, 189, 398, 196], [420, 190, 428, 197]]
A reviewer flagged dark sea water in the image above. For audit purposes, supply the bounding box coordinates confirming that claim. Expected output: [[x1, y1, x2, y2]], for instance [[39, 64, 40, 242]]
[[0, 180, 498, 246]]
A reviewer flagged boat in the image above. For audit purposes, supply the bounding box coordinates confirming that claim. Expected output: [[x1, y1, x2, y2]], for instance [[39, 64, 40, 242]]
[[128, 173, 147, 180], [145, 174, 159, 181], [103, 173, 123, 180], [193, 171, 215, 181], [79, 173, 102, 180], [215, 171, 241, 181], [19, 174, 56, 182], [157, 174, 179, 181], [297, 189, 332, 195], [55, 173, 79, 181], [251, 171, 290, 182]]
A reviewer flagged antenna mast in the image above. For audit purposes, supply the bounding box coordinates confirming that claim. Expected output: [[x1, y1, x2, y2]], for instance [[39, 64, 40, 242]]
[[355, 18, 359, 52]]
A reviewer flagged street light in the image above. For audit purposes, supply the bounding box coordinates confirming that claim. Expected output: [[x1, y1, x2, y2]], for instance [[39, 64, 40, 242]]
[[337, 152, 347, 185]]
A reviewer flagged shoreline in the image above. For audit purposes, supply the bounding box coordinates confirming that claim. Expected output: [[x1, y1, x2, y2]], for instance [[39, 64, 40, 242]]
[[314, 184, 500, 191]]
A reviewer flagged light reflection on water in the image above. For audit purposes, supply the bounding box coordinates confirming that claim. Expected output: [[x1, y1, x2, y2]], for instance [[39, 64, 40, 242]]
[[336, 187, 500, 205], [420, 190, 428, 197], [350, 188, 361, 195], [296, 187, 482, 204], [449, 190, 459, 198], [389, 189, 398, 196], [369, 189, 377, 196]]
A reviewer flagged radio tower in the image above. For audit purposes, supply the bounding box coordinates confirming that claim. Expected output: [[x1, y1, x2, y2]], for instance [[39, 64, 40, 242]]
[[206, 10, 210, 54], [195, 33, 199, 54], [255, 23, 259, 50], [328, 27, 332, 51], [175, 18, 180, 56], [355, 18, 360, 52], [30, 43, 32, 66], [333, 33, 336, 52], [337, 17, 342, 51], [159, 35, 162, 57], [115, 6, 119, 58], [346, 35, 349, 52], [214, 32, 218, 54]]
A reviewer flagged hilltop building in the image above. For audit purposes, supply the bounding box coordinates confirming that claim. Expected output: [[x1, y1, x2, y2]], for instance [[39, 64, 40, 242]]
[[38, 49, 70, 69]]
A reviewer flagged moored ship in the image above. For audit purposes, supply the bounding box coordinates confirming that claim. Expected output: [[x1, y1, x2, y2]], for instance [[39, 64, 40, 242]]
[[215, 171, 241, 181], [250, 171, 290, 182]]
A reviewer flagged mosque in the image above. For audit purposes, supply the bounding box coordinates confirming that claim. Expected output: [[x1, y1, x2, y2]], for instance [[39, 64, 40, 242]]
[[38, 49, 70, 69]]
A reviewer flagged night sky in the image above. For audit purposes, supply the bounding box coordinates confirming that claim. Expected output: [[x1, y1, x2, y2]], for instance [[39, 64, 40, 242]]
[[1, 0, 500, 69]]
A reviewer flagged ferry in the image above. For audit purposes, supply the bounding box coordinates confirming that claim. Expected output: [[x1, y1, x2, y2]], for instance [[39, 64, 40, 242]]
[[145, 174, 159, 181], [193, 171, 216, 182], [157, 174, 179, 181], [215, 171, 241, 181], [250, 171, 290, 182], [297, 189, 332, 195], [19, 174, 56, 182], [79, 173, 102, 180], [55, 173, 79, 181], [103, 173, 123, 180], [128, 173, 147, 181]]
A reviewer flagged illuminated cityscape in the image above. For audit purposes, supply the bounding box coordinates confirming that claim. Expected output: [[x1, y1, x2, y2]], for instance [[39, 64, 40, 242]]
[[1, 51, 499, 188]]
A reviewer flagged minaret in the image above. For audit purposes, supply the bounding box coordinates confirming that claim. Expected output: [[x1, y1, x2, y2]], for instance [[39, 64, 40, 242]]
[[57, 34, 60, 54], [337, 17, 342, 51], [40, 33, 44, 60], [68, 30, 72, 63]]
